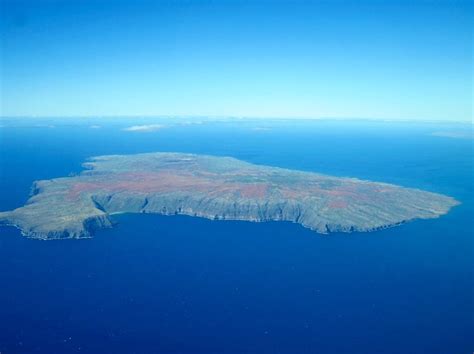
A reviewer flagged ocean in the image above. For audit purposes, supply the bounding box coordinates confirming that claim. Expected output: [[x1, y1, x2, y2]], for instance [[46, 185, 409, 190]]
[[0, 119, 472, 353]]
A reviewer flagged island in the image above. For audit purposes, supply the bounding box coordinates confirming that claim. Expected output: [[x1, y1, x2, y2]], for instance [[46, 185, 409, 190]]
[[0, 152, 460, 240]]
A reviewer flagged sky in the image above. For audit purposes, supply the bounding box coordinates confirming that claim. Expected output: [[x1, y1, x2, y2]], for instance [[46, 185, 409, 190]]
[[0, 0, 472, 121]]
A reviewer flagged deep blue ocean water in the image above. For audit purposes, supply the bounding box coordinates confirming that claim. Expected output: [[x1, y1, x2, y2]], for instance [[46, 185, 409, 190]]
[[0, 119, 472, 353]]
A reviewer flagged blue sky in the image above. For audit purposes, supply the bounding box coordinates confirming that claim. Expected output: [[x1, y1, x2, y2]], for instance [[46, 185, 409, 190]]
[[1, 0, 472, 121]]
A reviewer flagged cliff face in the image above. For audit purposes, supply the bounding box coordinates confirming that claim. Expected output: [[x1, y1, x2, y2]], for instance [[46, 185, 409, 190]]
[[0, 152, 460, 240]]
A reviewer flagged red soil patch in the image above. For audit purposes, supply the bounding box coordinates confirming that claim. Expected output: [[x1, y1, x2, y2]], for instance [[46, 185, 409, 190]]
[[67, 182, 102, 199], [67, 171, 221, 200], [280, 188, 305, 199], [325, 190, 354, 197], [328, 200, 348, 208], [239, 184, 268, 198]]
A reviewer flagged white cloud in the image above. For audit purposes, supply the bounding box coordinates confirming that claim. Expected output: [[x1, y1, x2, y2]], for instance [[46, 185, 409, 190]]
[[252, 126, 271, 132], [431, 131, 473, 139], [122, 124, 164, 132]]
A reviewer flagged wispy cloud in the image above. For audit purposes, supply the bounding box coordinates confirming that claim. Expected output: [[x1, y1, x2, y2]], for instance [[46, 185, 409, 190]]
[[251, 126, 271, 132], [123, 124, 164, 132], [178, 120, 204, 126], [34, 124, 56, 128], [431, 131, 473, 140], [89, 125, 101, 129]]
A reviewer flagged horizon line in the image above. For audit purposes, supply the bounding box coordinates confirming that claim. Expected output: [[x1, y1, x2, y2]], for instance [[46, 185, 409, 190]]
[[0, 115, 472, 124]]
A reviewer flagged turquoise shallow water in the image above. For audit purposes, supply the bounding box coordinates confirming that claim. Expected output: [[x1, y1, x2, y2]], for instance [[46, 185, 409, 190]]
[[0, 120, 472, 353]]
